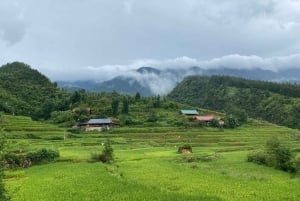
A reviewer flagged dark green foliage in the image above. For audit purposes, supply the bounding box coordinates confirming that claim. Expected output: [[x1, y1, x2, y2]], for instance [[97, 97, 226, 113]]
[[0, 62, 70, 120], [135, 92, 141, 101], [147, 110, 158, 122], [50, 111, 76, 127], [247, 138, 297, 172], [111, 98, 119, 116], [70, 91, 82, 104], [153, 95, 161, 108], [265, 138, 294, 171], [26, 148, 59, 164], [247, 151, 268, 165], [2, 148, 59, 169], [119, 115, 134, 126], [97, 141, 114, 164], [122, 97, 129, 114], [224, 115, 239, 128], [168, 75, 300, 129], [0, 136, 9, 200], [210, 118, 221, 127]]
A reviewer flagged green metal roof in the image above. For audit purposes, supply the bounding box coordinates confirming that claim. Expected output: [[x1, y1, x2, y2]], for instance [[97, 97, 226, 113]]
[[180, 110, 199, 115]]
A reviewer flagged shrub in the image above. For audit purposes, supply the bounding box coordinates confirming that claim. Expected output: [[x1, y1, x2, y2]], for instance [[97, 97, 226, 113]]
[[210, 119, 221, 128], [265, 138, 294, 171], [289, 156, 300, 173], [0, 137, 10, 201], [26, 148, 59, 164], [2, 148, 59, 169], [247, 138, 298, 172], [225, 115, 239, 128], [247, 151, 268, 165], [67, 128, 81, 134], [178, 144, 192, 154], [91, 141, 114, 164]]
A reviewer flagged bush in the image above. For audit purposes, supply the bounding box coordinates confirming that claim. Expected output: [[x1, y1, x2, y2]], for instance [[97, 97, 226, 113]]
[[247, 138, 298, 172], [225, 115, 239, 128], [26, 148, 59, 164], [2, 148, 59, 169], [247, 151, 268, 165], [67, 128, 81, 134], [289, 156, 300, 173], [178, 144, 192, 153], [91, 141, 114, 164], [0, 137, 10, 201]]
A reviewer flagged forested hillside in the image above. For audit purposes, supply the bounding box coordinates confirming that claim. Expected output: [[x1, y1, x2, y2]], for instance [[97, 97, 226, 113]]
[[0, 62, 191, 126], [0, 62, 68, 119], [168, 75, 300, 129]]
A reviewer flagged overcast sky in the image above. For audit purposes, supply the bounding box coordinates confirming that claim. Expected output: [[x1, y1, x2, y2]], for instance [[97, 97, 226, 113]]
[[1, 0, 300, 81]]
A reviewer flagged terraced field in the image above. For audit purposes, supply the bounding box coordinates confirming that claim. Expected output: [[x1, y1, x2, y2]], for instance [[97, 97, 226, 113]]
[[1, 115, 300, 201]]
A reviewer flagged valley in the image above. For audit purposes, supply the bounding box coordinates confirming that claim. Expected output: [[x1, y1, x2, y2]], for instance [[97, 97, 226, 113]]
[[1, 62, 300, 201]]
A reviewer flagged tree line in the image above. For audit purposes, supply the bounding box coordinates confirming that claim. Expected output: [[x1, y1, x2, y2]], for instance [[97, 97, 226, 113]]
[[168, 75, 300, 129]]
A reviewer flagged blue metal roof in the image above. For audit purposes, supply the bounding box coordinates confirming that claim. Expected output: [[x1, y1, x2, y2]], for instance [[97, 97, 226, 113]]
[[180, 110, 199, 115], [87, 118, 112, 124]]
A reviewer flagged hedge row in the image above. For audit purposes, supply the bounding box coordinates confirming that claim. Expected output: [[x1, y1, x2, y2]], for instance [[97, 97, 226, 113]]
[[2, 148, 59, 168]]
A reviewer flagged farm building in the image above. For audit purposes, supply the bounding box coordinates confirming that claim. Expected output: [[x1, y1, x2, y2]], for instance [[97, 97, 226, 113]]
[[194, 115, 215, 122], [77, 118, 114, 131], [180, 110, 199, 116], [194, 115, 224, 125]]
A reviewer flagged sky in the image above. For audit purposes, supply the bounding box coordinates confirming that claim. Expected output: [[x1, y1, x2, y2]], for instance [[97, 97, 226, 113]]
[[1, 0, 300, 81]]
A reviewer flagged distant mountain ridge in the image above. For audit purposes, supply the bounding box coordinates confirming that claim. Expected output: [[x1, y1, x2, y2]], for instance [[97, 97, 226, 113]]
[[57, 66, 300, 95]]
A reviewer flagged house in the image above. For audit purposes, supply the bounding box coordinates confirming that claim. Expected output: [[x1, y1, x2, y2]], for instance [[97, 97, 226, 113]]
[[194, 115, 225, 126], [180, 110, 199, 116], [194, 115, 215, 122], [77, 118, 114, 131]]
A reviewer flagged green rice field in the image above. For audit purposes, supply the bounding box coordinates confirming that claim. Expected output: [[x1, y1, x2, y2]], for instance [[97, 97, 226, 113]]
[[1, 115, 300, 201]]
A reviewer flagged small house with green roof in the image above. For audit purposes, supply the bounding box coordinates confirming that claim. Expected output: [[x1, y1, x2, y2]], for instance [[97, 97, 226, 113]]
[[180, 110, 199, 116]]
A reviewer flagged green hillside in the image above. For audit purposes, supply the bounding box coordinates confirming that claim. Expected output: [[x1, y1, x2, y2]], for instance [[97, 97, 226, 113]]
[[0, 62, 68, 119], [168, 75, 300, 129]]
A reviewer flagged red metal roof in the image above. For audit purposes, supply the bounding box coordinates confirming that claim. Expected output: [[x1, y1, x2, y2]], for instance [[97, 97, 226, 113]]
[[194, 115, 215, 121]]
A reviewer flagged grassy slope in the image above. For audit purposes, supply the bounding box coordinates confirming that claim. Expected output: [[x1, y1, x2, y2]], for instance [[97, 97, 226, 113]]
[[1, 115, 300, 201]]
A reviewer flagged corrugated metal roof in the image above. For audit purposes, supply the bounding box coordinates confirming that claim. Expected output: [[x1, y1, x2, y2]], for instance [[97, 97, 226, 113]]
[[181, 110, 199, 115], [87, 118, 112, 124], [194, 115, 214, 121]]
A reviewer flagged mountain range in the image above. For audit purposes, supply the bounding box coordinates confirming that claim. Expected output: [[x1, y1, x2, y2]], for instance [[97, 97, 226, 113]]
[[59, 66, 300, 96]]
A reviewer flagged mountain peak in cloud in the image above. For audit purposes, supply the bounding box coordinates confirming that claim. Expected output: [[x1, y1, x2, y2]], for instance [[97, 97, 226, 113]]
[[136, 67, 161, 75]]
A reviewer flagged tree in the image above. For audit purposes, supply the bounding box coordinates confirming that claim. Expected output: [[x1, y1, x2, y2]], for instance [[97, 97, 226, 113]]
[[70, 91, 81, 104], [225, 115, 239, 128], [111, 98, 119, 116], [147, 110, 157, 122], [135, 92, 141, 101], [153, 95, 161, 108], [122, 97, 129, 114]]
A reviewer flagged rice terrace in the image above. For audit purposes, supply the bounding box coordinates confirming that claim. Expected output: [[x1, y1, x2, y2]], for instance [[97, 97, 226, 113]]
[[1, 108, 300, 200], [2, 1, 300, 200]]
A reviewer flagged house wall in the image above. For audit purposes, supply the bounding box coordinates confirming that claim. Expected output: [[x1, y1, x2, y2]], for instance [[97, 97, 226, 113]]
[[84, 125, 111, 131]]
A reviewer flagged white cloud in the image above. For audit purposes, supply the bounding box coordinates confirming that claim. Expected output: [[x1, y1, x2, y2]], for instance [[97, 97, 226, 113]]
[[43, 53, 300, 82], [0, 1, 27, 45], [1, 0, 300, 81]]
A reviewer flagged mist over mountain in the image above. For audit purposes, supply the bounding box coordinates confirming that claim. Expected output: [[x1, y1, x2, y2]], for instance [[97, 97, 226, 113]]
[[58, 65, 300, 96]]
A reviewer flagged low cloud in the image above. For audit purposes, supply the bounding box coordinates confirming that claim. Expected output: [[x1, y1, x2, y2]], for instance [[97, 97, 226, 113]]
[[48, 54, 299, 95], [78, 54, 300, 81]]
